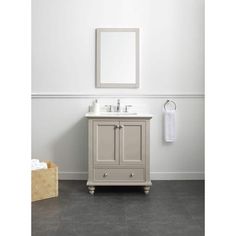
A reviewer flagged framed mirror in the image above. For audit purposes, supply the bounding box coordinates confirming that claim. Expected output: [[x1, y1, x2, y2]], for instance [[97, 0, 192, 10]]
[[96, 28, 139, 88]]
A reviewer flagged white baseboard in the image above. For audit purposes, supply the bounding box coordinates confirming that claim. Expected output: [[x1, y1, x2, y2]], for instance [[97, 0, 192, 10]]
[[150, 172, 204, 180], [59, 171, 204, 180], [59, 172, 88, 180]]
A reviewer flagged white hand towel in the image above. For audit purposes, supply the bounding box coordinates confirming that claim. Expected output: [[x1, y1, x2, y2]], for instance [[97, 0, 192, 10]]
[[31, 159, 39, 164], [164, 110, 176, 142], [31, 159, 48, 170]]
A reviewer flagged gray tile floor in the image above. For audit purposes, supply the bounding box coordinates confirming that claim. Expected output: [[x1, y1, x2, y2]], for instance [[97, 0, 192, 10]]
[[32, 180, 204, 236]]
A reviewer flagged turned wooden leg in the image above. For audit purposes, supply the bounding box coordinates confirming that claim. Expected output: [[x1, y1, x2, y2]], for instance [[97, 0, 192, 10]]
[[88, 186, 95, 195], [144, 186, 150, 195]]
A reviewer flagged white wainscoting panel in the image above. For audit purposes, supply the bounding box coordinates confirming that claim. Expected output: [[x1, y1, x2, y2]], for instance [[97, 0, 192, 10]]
[[32, 95, 204, 180]]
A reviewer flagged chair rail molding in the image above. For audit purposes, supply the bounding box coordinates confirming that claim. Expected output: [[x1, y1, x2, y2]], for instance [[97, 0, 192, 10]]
[[31, 93, 204, 99]]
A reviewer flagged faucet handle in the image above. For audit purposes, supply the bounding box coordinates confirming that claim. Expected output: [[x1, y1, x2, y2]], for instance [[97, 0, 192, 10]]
[[105, 105, 112, 112], [125, 105, 132, 112]]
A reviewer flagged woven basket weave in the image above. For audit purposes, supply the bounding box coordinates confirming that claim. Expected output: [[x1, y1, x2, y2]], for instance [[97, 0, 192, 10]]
[[31, 161, 58, 202]]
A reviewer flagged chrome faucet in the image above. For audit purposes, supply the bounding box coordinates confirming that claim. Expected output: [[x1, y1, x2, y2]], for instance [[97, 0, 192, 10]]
[[117, 99, 121, 112]]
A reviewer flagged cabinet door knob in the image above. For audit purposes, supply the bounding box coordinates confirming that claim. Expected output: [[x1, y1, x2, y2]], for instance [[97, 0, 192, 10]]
[[115, 125, 119, 129], [130, 173, 135, 177], [103, 173, 108, 177], [119, 125, 124, 129]]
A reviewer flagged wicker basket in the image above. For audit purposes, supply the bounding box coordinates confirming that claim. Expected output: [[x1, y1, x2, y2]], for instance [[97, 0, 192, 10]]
[[31, 161, 58, 202]]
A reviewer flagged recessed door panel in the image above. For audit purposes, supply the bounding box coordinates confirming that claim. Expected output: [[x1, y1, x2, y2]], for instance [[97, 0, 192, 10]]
[[120, 121, 145, 165], [93, 121, 119, 165]]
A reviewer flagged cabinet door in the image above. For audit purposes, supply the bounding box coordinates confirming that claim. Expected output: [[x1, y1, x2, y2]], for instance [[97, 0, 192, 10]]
[[119, 121, 145, 165], [93, 120, 119, 165]]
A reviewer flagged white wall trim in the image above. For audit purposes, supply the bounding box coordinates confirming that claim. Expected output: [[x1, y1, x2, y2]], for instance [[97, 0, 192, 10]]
[[32, 93, 204, 99], [59, 171, 204, 180]]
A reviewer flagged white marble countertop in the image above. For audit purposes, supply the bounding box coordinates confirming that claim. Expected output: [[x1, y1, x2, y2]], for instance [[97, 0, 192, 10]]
[[85, 112, 153, 118]]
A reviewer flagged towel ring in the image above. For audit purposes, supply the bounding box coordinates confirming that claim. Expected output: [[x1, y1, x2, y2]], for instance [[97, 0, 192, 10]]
[[164, 100, 177, 111]]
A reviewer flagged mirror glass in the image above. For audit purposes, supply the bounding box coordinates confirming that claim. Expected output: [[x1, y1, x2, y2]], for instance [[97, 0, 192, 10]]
[[96, 28, 139, 88]]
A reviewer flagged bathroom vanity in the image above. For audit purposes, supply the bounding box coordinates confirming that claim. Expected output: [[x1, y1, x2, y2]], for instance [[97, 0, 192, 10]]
[[85, 112, 152, 195]]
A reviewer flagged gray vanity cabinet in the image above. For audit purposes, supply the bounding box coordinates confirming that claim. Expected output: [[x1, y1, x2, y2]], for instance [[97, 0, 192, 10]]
[[87, 117, 152, 195]]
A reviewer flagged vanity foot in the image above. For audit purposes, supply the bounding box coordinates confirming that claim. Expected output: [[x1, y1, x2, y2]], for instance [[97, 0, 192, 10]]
[[88, 186, 95, 195], [144, 186, 150, 195]]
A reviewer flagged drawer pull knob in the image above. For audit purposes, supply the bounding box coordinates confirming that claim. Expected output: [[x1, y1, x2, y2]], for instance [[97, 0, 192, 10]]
[[130, 173, 135, 177], [119, 125, 124, 129], [103, 173, 108, 177]]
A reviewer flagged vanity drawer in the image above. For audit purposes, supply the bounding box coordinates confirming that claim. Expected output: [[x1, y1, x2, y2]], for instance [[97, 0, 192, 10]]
[[94, 168, 145, 182]]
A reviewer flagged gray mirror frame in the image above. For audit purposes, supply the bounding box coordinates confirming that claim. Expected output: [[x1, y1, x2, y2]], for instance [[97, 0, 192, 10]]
[[96, 28, 140, 88]]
